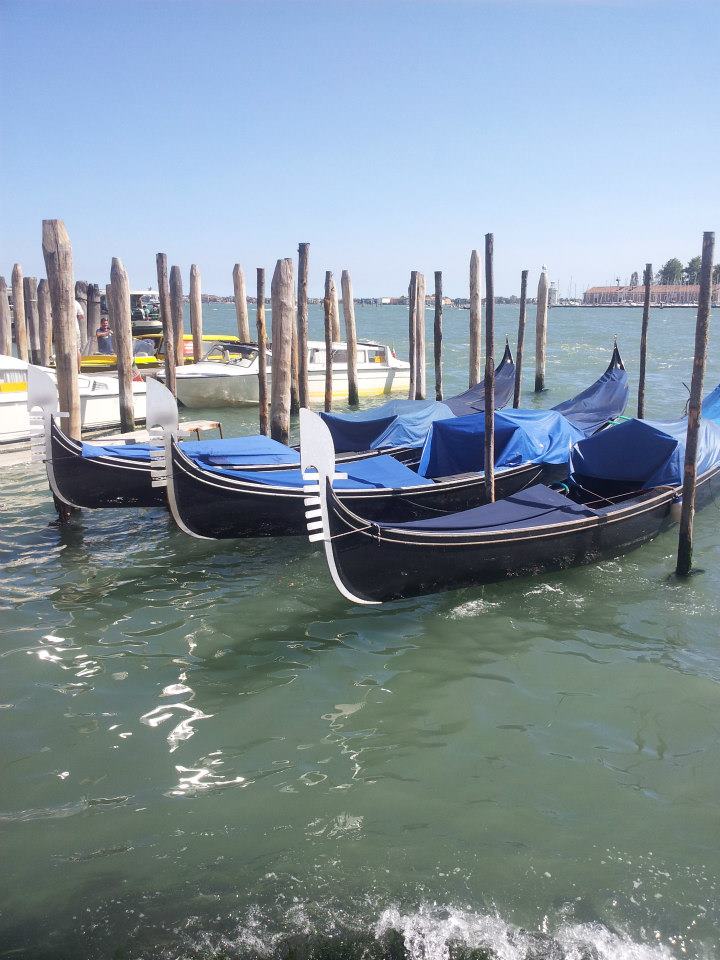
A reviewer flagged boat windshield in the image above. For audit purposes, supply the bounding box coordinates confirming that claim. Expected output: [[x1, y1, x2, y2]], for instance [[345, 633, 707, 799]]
[[202, 341, 258, 366]]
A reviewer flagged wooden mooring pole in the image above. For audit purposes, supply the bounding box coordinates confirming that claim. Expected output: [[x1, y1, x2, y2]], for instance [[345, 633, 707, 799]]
[[434, 270, 443, 400], [155, 253, 176, 397], [41, 220, 80, 439], [484, 234, 496, 503], [37, 279, 52, 366], [297, 243, 310, 408], [469, 249, 481, 388], [0, 278, 12, 356], [676, 231, 715, 578], [233, 264, 250, 342], [513, 269, 529, 408], [324, 271, 334, 412], [12, 264, 28, 362], [109, 258, 135, 433], [169, 266, 184, 367], [329, 274, 340, 343], [407, 271, 417, 400], [256, 267, 269, 436], [23, 276, 41, 364], [290, 313, 300, 417], [75, 281, 88, 353], [341, 269, 359, 406], [270, 258, 293, 444], [189, 264, 203, 363], [86, 283, 100, 353], [637, 263, 652, 419], [415, 272, 426, 400], [535, 266, 549, 392]]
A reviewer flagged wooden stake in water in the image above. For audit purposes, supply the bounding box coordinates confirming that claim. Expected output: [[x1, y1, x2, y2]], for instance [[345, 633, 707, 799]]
[[74, 281, 88, 353], [341, 269, 359, 406], [109, 258, 135, 433], [469, 249, 481, 387], [256, 267, 269, 436], [37, 279, 53, 366], [637, 262, 652, 419], [297, 243, 310, 408], [86, 283, 100, 353], [169, 266, 184, 367], [41, 220, 80, 439], [484, 234, 496, 503], [433, 271, 443, 401], [324, 271, 334, 412], [156, 253, 176, 397], [535, 267, 549, 392], [415, 272, 426, 400], [290, 310, 300, 417], [270, 258, 294, 444], [11, 264, 28, 362], [407, 271, 417, 400], [676, 231, 715, 578], [513, 269, 529, 408], [329, 274, 341, 343], [189, 264, 203, 363], [23, 276, 41, 364], [0, 277, 13, 356], [233, 264, 250, 342]]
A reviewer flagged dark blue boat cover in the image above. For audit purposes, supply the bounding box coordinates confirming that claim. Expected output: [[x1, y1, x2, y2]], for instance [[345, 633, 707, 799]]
[[81, 440, 158, 461], [570, 417, 720, 489], [418, 409, 584, 480], [202, 454, 428, 490], [383, 484, 599, 531], [551, 346, 628, 435], [81, 434, 301, 467], [443, 344, 515, 416], [320, 399, 453, 453]]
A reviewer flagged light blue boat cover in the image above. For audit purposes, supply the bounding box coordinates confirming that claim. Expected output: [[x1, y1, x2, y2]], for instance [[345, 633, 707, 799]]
[[570, 417, 720, 489], [702, 381, 720, 422], [201, 454, 428, 490], [81, 434, 301, 466], [321, 399, 454, 453], [418, 409, 585, 480]]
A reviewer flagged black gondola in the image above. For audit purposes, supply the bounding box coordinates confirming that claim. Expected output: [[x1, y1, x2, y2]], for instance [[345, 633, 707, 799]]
[[299, 410, 720, 604]]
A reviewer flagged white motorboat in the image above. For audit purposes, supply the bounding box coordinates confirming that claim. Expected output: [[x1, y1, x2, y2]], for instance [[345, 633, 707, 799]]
[[0, 354, 147, 445], [157, 340, 411, 408]]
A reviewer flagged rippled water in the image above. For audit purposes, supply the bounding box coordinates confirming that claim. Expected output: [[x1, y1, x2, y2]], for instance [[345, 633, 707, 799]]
[[1, 304, 719, 959]]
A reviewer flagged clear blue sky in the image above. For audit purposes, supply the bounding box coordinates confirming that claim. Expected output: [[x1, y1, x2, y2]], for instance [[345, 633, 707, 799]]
[[1, 0, 717, 298]]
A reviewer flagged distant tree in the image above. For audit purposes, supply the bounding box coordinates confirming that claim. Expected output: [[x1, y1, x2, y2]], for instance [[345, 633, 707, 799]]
[[657, 259, 683, 285], [683, 256, 702, 285], [630, 271, 639, 287]]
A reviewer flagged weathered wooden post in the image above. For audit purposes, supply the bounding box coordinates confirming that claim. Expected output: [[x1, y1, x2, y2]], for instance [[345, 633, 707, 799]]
[[415, 272, 426, 400], [513, 269, 529, 408], [434, 270, 443, 400], [469, 249, 481, 387], [86, 283, 101, 352], [23, 276, 41, 364], [535, 266, 549, 392], [290, 316, 300, 416], [109, 258, 135, 432], [407, 271, 417, 400], [637, 263, 652, 419], [676, 231, 715, 577], [105, 283, 114, 331], [0, 278, 12, 356], [297, 242, 310, 407], [11, 264, 28, 362], [74, 281, 88, 353], [341, 269, 359, 406], [41, 220, 80, 439], [270, 258, 293, 443], [484, 234, 496, 503], [156, 253, 176, 397], [37, 279, 53, 366], [329, 274, 341, 343], [324, 271, 334, 412], [233, 264, 250, 341], [169, 266, 184, 366], [256, 267, 269, 436], [189, 264, 203, 363]]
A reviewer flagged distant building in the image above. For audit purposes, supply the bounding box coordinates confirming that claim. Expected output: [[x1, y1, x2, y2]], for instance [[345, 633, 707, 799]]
[[583, 284, 717, 306], [548, 282, 558, 306]]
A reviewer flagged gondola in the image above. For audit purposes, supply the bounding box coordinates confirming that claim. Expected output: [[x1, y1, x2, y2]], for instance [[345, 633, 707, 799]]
[[27, 346, 516, 511], [299, 409, 720, 604], [159, 348, 629, 539]]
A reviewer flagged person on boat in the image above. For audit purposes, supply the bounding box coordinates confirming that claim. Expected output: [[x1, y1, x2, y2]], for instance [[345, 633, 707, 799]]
[[96, 317, 115, 355]]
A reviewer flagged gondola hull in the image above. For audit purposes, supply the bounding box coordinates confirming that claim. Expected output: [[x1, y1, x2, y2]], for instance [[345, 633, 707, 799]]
[[319, 467, 720, 603]]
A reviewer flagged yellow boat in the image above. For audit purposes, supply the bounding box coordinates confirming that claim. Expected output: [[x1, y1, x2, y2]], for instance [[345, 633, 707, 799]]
[[80, 334, 245, 373]]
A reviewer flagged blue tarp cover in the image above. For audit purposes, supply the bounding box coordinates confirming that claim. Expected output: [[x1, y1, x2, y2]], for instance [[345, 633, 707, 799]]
[[552, 348, 629, 435], [382, 484, 599, 532], [570, 416, 720, 489], [202, 453, 427, 490], [82, 434, 301, 467], [370, 402, 455, 450], [443, 346, 515, 416], [418, 409, 584, 480], [702, 381, 720, 422], [81, 441, 158, 461]]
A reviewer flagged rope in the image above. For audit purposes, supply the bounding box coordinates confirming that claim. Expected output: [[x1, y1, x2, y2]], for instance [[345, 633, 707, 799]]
[[328, 522, 375, 541]]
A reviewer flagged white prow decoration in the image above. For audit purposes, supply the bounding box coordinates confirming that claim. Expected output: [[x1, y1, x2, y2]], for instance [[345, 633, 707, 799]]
[[26, 365, 74, 505], [299, 408, 379, 606]]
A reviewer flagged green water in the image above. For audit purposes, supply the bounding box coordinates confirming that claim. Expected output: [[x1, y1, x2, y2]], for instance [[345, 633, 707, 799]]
[[1, 305, 719, 960]]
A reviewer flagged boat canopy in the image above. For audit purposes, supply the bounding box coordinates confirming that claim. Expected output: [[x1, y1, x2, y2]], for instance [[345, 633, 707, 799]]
[[570, 417, 720, 490], [320, 398, 445, 453], [551, 345, 628, 435], [418, 408, 584, 480], [202, 453, 428, 490]]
